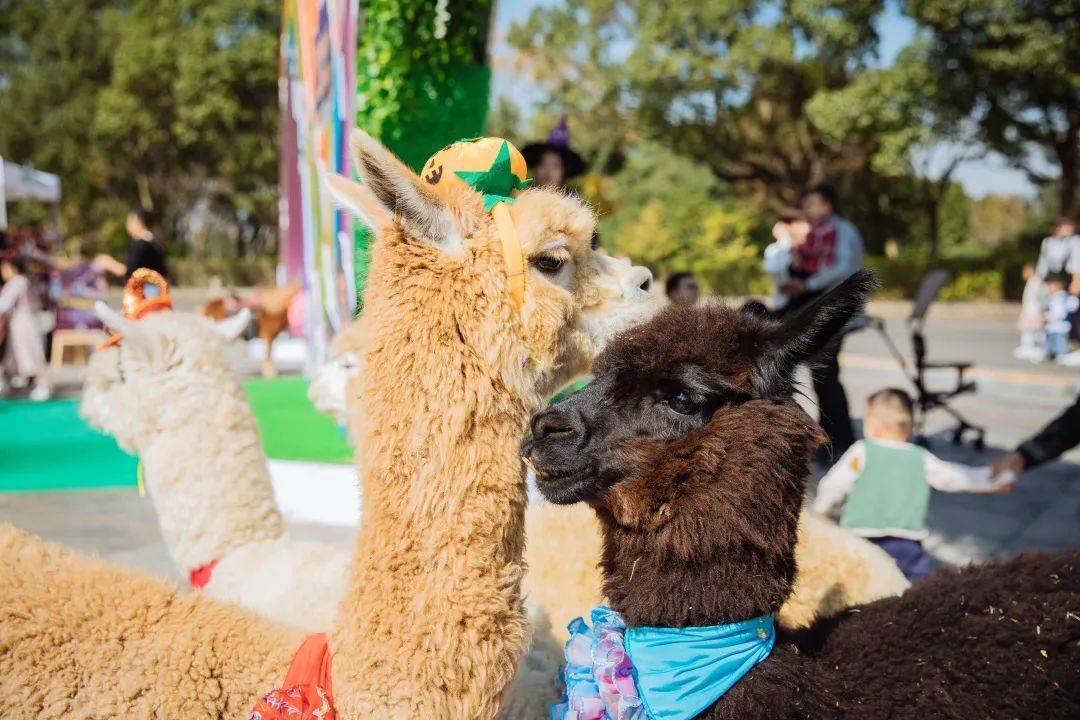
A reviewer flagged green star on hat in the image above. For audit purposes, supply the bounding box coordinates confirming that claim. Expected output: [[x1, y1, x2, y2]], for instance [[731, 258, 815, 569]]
[[454, 140, 533, 212]]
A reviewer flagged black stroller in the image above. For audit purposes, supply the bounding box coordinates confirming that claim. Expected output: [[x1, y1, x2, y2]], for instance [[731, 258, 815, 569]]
[[868, 269, 986, 449]]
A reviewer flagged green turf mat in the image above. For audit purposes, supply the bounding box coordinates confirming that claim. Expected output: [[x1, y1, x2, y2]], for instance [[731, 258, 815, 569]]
[[0, 398, 138, 492], [0, 378, 353, 493], [243, 377, 353, 465]]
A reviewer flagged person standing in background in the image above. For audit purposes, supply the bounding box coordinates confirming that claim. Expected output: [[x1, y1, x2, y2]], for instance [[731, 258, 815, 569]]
[[92, 209, 169, 286], [665, 272, 700, 307], [123, 209, 168, 281], [1034, 217, 1079, 342], [778, 185, 865, 458], [522, 117, 587, 191], [1035, 217, 1079, 286], [0, 256, 50, 401], [1014, 263, 1047, 361]]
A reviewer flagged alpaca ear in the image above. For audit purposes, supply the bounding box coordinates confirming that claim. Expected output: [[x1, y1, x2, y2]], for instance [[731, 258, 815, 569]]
[[756, 270, 877, 396], [344, 128, 462, 253], [322, 170, 390, 239], [94, 301, 155, 360], [213, 308, 251, 342]]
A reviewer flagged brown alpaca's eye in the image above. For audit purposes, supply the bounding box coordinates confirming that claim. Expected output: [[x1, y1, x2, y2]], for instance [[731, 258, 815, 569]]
[[532, 256, 565, 274], [666, 390, 702, 415]]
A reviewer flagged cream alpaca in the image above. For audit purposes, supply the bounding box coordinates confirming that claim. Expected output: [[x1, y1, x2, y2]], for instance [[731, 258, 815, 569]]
[[81, 309, 350, 632], [0, 131, 655, 718]]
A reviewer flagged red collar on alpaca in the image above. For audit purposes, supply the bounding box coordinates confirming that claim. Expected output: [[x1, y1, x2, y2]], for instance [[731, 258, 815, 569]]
[[250, 633, 336, 719], [187, 559, 220, 590]]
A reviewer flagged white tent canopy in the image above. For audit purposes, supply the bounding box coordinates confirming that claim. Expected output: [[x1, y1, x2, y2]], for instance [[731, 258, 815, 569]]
[[0, 156, 61, 229]]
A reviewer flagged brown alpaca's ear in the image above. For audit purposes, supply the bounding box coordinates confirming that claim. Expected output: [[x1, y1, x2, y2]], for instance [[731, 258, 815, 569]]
[[343, 129, 463, 254], [756, 270, 877, 397]]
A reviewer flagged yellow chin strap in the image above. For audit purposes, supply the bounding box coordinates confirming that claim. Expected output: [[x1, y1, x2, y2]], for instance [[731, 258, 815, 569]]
[[420, 137, 532, 315], [492, 202, 525, 312]]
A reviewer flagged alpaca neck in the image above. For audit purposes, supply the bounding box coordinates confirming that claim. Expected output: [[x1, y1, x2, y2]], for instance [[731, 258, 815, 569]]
[[330, 239, 537, 716], [598, 515, 797, 628], [596, 492, 827, 720], [139, 378, 283, 574]]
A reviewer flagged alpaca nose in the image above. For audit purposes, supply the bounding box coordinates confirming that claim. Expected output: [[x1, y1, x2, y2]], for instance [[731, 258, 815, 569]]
[[627, 266, 653, 296], [530, 409, 581, 442]]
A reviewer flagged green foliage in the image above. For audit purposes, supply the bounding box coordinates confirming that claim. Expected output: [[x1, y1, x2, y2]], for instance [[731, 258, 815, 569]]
[[356, 0, 493, 170], [0, 0, 281, 260], [170, 255, 276, 287], [969, 195, 1030, 248], [907, 0, 1080, 215], [508, 0, 888, 208], [865, 243, 1030, 301], [595, 144, 767, 296]]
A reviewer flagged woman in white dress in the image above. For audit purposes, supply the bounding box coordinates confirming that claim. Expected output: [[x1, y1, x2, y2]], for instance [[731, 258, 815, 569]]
[[0, 256, 50, 400]]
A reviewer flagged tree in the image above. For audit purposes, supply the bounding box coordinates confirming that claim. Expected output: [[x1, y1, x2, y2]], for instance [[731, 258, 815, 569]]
[[908, 0, 1080, 216], [597, 143, 766, 295], [509, 0, 888, 209], [807, 42, 978, 256], [0, 1, 281, 259]]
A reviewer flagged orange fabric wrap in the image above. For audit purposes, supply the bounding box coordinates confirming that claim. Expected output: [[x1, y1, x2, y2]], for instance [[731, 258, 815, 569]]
[[250, 633, 336, 719]]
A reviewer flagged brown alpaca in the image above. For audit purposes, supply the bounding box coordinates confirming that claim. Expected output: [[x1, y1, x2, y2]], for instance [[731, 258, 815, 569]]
[[525, 272, 1079, 719], [0, 131, 656, 719]]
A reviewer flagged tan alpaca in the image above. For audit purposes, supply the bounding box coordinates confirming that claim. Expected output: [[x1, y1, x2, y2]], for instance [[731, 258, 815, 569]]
[[0, 131, 657, 719]]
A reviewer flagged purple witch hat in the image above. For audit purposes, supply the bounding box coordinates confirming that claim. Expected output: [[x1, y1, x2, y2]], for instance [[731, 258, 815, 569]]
[[521, 116, 587, 180]]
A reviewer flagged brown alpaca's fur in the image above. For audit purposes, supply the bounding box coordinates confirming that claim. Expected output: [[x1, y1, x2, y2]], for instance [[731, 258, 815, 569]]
[[0, 131, 655, 719], [527, 275, 1080, 718], [522, 502, 908, 639]]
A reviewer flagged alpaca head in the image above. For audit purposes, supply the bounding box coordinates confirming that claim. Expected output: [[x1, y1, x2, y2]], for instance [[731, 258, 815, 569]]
[[308, 252, 657, 425], [325, 131, 659, 407], [81, 305, 250, 451], [522, 272, 875, 625], [307, 320, 365, 424]]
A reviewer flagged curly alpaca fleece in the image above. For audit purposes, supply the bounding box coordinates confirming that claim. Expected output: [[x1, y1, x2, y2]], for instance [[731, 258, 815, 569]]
[[522, 504, 909, 637], [82, 313, 349, 632], [0, 131, 654, 719]]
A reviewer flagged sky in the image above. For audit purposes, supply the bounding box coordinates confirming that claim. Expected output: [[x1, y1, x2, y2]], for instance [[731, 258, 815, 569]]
[[491, 0, 1039, 199]]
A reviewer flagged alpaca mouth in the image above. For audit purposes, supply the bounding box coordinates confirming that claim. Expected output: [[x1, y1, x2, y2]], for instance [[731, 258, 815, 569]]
[[524, 449, 599, 504], [534, 468, 597, 505]]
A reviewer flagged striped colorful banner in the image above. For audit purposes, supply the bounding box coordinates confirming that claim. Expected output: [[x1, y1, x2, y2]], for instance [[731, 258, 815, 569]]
[[279, 0, 358, 368]]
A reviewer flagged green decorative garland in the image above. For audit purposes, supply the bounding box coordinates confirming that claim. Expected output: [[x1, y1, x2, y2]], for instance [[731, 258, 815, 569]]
[[353, 0, 494, 311], [356, 0, 494, 171]]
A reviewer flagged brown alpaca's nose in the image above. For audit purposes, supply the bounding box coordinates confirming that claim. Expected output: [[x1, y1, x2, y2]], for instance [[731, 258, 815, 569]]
[[530, 409, 580, 441]]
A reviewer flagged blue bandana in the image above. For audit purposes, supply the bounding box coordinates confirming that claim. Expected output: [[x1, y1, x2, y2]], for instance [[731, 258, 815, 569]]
[[553, 606, 775, 720]]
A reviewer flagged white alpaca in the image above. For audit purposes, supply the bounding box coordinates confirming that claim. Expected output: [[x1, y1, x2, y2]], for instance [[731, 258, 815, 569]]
[[82, 306, 350, 631]]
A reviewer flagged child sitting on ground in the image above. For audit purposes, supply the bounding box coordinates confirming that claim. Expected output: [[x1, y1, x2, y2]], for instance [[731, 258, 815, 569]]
[[1014, 263, 1046, 361], [810, 388, 1013, 581], [1043, 274, 1078, 361]]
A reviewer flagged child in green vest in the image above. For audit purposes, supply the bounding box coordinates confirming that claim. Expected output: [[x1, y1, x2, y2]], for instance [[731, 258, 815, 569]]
[[810, 388, 1014, 581]]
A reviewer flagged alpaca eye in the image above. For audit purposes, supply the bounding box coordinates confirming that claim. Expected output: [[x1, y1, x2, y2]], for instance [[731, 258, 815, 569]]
[[532, 256, 565, 274], [666, 390, 702, 415]]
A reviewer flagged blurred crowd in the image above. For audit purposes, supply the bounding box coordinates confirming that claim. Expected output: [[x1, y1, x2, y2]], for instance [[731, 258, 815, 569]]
[[0, 210, 165, 401]]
